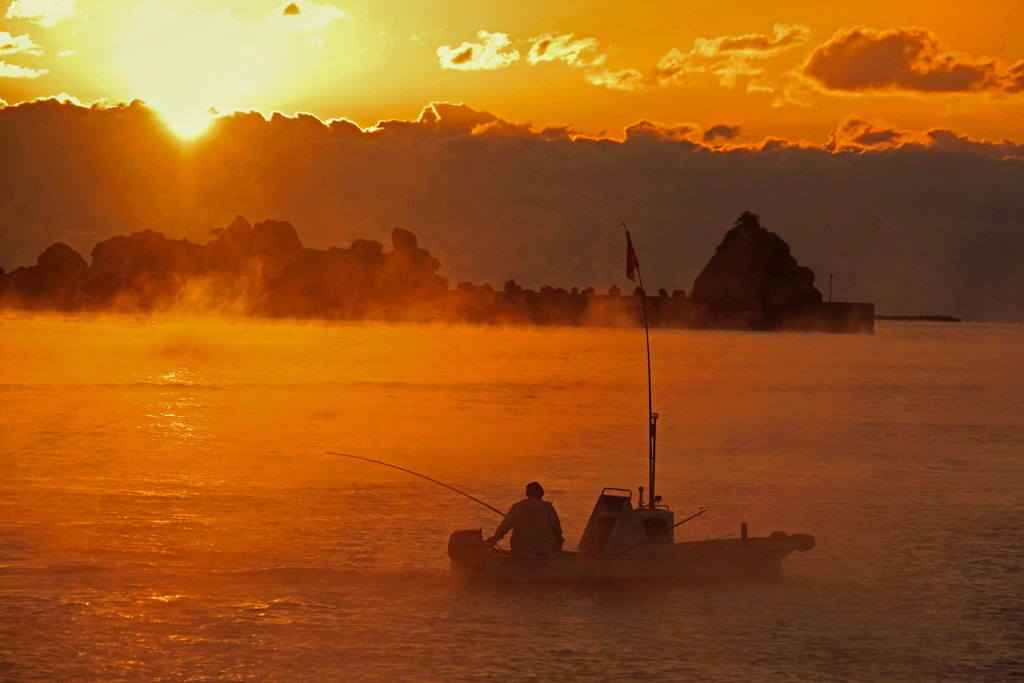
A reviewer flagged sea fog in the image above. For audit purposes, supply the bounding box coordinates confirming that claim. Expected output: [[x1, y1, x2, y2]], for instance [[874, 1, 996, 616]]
[[1, 314, 1022, 681]]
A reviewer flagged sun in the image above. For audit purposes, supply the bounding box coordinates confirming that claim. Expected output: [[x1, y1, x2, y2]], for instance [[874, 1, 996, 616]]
[[112, 4, 277, 140], [153, 103, 217, 139]]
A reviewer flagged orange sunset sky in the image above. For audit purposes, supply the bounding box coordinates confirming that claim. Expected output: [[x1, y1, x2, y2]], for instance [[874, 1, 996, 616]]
[[3, 0, 1024, 140], [2, 0, 1023, 319]]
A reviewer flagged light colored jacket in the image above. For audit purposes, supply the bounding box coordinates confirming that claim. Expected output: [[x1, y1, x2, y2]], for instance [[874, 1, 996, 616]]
[[493, 497, 564, 556]]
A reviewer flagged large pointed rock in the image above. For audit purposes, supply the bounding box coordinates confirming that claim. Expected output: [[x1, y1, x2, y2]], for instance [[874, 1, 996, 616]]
[[691, 212, 821, 324]]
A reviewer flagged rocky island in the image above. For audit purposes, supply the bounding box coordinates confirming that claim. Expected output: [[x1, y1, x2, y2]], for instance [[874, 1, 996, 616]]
[[0, 212, 873, 333]]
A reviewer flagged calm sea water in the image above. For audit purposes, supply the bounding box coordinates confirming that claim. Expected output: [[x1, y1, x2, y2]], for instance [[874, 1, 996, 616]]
[[1, 314, 1022, 682]]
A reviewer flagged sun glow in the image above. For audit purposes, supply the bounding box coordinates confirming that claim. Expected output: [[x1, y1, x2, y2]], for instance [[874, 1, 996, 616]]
[[113, 3, 280, 139], [154, 104, 217, 139]]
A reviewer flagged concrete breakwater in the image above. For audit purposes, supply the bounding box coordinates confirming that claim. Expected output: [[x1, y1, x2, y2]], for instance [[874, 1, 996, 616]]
[[433, 288, 875, 333]]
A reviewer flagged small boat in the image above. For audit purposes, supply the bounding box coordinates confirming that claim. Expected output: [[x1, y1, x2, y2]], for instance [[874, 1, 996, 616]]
[[447, 492, 814, 583], [446, 228, 815, 582]]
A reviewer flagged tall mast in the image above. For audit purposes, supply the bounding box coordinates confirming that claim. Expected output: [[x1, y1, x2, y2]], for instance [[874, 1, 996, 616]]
[[624, 225, 658, 509]]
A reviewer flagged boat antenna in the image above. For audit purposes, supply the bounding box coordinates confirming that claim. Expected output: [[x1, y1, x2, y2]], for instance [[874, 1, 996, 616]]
[[326, 451, 507, 517], [624, 224, 658, 509]]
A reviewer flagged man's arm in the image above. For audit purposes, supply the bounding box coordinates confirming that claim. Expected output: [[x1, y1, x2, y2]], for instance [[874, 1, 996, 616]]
[[487, 502, 519, 543]]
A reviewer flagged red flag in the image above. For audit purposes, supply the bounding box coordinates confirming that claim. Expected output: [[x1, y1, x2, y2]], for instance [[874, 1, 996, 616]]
[[625, 229, 640, 281]]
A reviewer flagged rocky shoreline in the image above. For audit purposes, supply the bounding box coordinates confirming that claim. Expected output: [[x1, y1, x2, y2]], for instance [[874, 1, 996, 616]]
[[0, 212, 874, 333]]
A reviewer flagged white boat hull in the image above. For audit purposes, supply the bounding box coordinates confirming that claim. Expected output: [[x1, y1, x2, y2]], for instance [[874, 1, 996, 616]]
[[449, 529, 815, 583]]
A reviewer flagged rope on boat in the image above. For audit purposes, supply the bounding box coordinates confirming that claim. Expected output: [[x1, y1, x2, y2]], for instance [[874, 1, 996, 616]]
[[327, 451, 507, 517]]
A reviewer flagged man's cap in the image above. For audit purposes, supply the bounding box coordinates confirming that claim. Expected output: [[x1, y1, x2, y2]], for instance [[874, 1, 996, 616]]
[[525, 481, 544, 497]]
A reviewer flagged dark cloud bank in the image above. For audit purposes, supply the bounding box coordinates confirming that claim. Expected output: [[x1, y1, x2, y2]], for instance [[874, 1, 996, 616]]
[[1, 98, 1022, 320]]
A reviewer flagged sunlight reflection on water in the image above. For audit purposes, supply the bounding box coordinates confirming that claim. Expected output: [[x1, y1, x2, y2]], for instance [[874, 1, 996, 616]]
[[1, 315, 1022, 681]]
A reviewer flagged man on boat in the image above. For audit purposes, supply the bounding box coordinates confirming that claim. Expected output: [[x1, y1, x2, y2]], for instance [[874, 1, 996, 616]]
[[485, 482, 564, 556]]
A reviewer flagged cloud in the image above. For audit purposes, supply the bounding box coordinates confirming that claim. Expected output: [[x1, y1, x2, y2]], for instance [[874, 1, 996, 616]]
[[527, 33, 604, 68], [622, 120, 742, 145], [0, 31, 47, 79], [0, 61, 47, 78], [438, 29, 611, 86], [52, 92, 83, 105], [437, 31, 520, 71], [805, 26, 1024, 94], [711, 24, 810, 53], [703, 124, 741, 142], [581, 23, 811, 93], [0, 31, 44, 56], [656, 23, 811, 88], [260, 1, 348, 34], [585, 67, 644, 91], [624, 120, 701, 142], [431, 24, 813, 94], [1, 99, 1022, 320], [5, 0, 79, 27], [416, 101, 498, 132], [826, 117, 928, 151]]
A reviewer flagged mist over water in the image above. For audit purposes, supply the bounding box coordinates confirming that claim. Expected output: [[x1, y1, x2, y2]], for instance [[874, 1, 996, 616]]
[[2, 314, 1022, 681]]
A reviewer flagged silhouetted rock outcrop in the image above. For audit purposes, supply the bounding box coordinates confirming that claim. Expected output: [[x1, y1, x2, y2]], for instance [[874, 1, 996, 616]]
[[0, 212, 872, 331], [38, 242, 88, 279], [0, 241, 89, 308], [87, 229, 202, 309], [0, 216, 447, 317], [691, 212, 821, 326], [382, 228, 446, 300]]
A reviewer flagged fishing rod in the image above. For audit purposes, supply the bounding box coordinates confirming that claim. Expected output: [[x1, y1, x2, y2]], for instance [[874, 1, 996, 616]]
[[326, 451, 506, 517], [613, 506, 711, 555]]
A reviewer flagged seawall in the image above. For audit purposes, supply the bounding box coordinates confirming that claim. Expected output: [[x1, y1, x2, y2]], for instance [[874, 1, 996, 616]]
[[438, 290, 875, 333]]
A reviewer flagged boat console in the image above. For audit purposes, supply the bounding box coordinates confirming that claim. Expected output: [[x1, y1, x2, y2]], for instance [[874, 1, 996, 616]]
[[577, 488, 675, 555]]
